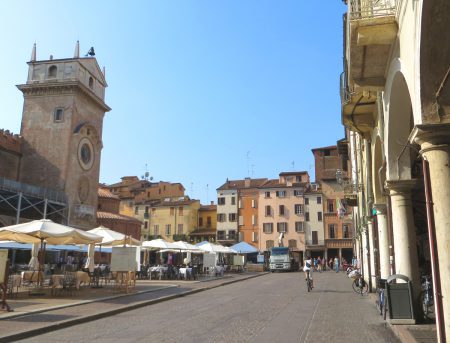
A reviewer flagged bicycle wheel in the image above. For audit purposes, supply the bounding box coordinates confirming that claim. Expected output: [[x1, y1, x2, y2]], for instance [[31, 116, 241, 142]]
[[352, 278, 361, 294], [420, 291, 434, 319]]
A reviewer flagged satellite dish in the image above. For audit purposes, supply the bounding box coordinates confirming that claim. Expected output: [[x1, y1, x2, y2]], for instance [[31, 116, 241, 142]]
[[150, 177, 153, 181]]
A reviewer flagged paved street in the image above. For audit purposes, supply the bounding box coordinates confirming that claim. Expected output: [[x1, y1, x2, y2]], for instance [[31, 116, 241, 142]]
[[21, 271, 399, 343]]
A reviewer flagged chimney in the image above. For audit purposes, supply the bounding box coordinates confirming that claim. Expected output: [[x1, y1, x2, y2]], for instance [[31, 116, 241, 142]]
[[244, 177, 251, 188], [210, 201, 214, 205]]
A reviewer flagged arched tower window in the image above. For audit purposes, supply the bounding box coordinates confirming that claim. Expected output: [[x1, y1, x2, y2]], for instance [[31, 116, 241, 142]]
[[48, 65, 57, 78], [89, 76, 94, 89]]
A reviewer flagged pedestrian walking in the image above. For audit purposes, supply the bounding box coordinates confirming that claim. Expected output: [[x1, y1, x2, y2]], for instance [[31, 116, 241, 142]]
[[317, 256, 322, 272], [334, 256, 339, 273], [329, 257, 333, 270]]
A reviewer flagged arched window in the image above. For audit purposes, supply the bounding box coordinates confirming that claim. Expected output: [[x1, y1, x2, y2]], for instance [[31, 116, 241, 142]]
[[89, 76, 94, 88], [48, 65, 57, 78]]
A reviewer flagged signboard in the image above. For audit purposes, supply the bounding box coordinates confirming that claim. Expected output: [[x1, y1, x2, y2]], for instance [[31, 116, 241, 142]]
[[111, 247, 140, 272], [203, 253, 216, 268], [257, 254, 265, 264], [233, 255, 245, 266], [0, 250, 8, 284]]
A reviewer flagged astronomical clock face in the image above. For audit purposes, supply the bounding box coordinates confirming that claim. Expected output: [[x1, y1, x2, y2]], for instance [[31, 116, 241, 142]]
[[77, 176, 90, 202], [77, 137, 95, 171]]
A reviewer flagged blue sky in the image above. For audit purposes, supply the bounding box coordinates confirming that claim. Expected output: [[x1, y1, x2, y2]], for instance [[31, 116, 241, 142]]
[[0, 1, 346, 204]]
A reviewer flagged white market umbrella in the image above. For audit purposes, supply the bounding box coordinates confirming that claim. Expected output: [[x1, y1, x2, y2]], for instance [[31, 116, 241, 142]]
[[0, 219, 102, 245], [196, 241, 231, 254], [85, 243, 95, 273], [142, 238, 176, 250], [171, 241, 201, 252], [28, 243, 40, 271], [87, 226, 141, 246]]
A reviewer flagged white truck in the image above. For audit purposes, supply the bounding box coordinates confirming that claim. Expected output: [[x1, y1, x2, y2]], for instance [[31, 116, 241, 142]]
[[269, 247, 297, 272]]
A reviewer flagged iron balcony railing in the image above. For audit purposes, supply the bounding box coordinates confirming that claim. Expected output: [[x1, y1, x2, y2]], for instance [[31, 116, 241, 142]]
[[348, 0, 397, 20], [0, 177, 67, 204]]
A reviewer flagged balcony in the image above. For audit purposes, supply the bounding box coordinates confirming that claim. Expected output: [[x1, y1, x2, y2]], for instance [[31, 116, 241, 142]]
[[305, 239, 325, 246], [326, 238, 354, 249], [342, 180, 364, 206], [341, 0, 398, 132], [216, 231, 238, 244]]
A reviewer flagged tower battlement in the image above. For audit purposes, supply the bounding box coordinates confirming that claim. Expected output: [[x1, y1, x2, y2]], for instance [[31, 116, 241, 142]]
[[0, 129, 22, 154]]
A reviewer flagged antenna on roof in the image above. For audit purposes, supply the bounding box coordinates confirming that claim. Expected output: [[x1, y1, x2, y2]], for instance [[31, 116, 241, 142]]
[[246, 151, 251, 177], [292, 161, 295, 171]]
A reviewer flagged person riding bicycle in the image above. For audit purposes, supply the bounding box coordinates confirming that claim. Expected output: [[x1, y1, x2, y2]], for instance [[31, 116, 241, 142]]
[[303, 254, 314, 288]]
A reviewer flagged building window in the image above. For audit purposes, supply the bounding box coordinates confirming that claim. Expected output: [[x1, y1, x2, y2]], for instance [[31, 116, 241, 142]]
[[153, 225, 159, 237], [165, 224, 171, 236], [252, 215, 256, 226], [305, 212, 310, 222], [304, 197, 309, 205], [170, 207, 175, 216], [279, 205, 285, 216], [179, 207, 183, 216], [134, 206, 139, 215], [276, 190, 286, 198], [265, 191, 271, 198], [206, 216, 211, 227], [144, 221, 148, 229], [265, 205, 272, 217], [48, 65, 57, 78], [229, 213, 237, 222], [238, 199, 242, 208], [218, 197, 225, 205], [277, 222, 288, 233], [217, 213, 226, 222], [343, 224, 350, 238], [295, 222, 304, 232], [318, 212, 323, 222], [263, 223, 273, 234], [294, 204, 303, 215], [288, 239, 297, 248], [177, 224, 183, 235], [199, 217, 203, 227], [294, 190, 302, 197], [252, 199, 257, 208], [231, 197, 236, 205], [317, 196, 322, 204], [54, 108, 64, 122], [329, 224, 336, 238], [266, 240, 274, 249], [327, 200, 334, 213], [89, 76, 94, 89]]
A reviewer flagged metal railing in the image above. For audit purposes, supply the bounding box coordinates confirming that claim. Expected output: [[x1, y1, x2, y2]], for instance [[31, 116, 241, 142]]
[[0, 177, 67, 203], [348, 0, 397, 20]]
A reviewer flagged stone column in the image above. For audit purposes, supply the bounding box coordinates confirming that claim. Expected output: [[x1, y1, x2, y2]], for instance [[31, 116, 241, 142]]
[[361, 224, 370, 283], [367, 219, 376, 291], [385, 180, 420, 299], [374, 203, 390, 279], [414, 124, 450, 341]]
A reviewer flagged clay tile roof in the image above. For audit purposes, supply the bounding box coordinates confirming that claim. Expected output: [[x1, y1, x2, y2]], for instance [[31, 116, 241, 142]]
[[200, 204, 217, 211], [98, 188, 120, 199], [96, 211, 142, 223], [217, 178, 268, 190]]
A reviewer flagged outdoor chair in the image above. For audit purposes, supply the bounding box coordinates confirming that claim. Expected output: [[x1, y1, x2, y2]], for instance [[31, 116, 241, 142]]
[[59, 272, 77, 296]]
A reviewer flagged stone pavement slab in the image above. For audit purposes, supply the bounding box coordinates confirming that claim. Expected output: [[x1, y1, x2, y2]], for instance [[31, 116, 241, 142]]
[[0, 273, 263, 342]]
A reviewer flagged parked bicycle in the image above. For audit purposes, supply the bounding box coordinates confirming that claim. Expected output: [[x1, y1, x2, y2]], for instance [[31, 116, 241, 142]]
[[305, 270, 313, 292], [420, 275, 434, 320], [375, 277, 387, 319], [351, 270, 368, 295]]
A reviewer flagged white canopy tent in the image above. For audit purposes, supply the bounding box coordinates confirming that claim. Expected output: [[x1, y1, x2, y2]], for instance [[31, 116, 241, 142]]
[[0, 219, 102, 273], [142, 239, 177, 250]]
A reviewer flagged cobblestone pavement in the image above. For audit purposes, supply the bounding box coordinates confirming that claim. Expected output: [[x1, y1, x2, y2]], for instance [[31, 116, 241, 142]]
[[15, 271, 402, 343]]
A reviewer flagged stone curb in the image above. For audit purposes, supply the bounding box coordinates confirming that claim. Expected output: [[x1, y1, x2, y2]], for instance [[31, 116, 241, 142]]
[[0, 272, 267, 342]]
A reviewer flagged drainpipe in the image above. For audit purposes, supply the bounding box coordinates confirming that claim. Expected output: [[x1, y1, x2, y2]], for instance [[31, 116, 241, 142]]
[[422, 158, 446, 341], [365, 138, 374, 291]]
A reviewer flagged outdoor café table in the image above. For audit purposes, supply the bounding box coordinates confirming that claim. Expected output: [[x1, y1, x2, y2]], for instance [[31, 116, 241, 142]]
[[149, 266, 168, 280], [8, 275, 22, 295], [21, 271, 44, 284], [214, 265, 224, 276], [51, 271, 91, 293], [178, 267, 192, 280]]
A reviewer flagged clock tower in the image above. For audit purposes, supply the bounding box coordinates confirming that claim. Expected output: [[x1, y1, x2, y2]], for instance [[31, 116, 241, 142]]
[[17, 42, 111, 229]]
